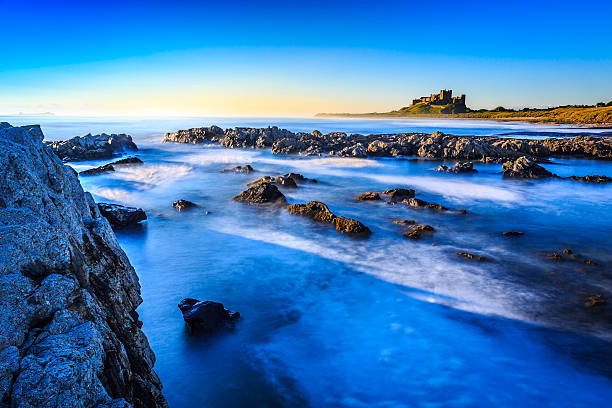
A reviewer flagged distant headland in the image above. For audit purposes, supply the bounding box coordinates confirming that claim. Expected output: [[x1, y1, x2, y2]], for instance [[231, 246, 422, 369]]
[[316, 90, 612, 126]]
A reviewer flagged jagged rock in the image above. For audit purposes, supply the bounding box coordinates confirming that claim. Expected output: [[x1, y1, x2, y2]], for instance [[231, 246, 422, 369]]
[[221, 164, 254, 173], [403, 198, 448, 211], [163, 125, 224, 144], [177, 298, 240, 333], [356, 192, 381, 201], [45, 133, 138, 162], [392, 219, 416, 225], [437, 161, 477, 174], [287, 201, 371, 234], [456, 252, 487, 261], [233, 182, 287, 204], [0, 123, 166, 407], [403, 225, 436, 240], [568, 175, 612, 183], [332, 143, 367, 158], [546, 252, 564, 261], [502, 156, 553, 179], [281, 172, 317, 183], [502, 231, 525, 237], [381, 188, 415, 201], [248, 175, 298, 188], [97, 203, 147, 229], [80, 157, 143, 176], [172, 200, 197, 211]]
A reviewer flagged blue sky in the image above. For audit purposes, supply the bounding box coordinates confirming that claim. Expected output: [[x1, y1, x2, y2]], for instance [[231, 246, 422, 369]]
[[1, 0, 611, 116]]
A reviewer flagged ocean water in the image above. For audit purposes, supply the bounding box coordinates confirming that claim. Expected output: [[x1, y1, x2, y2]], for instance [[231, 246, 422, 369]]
[[4, 116, 612, 407]]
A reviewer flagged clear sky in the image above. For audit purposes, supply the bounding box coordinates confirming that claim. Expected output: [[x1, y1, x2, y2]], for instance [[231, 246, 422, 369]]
[[1, 0, 611, 116]]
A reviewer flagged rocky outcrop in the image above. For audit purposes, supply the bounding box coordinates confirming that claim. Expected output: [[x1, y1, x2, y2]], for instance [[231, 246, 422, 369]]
[[172, 200, 197, 211], [403, 198, 449, 211], [436, 161, 477, 173], [403, 225, 436, 240], [248, 175, 298, 189], [456, 252, 487, 261], [502, 231, 525, 237], [177, 299, 240, 333], [381, 188, 415, 201], [287, 201, 371, 234], [45, 133, 138, 162], [97, 203, 147, 229], [163, 125, 612, 161], [502, 156, 553, 179], [80, 157, 143, 176], [232, 182, 287, 204], [221, 165, 254, 173], [0, 123, 166, 407], [568, 174, 612, 183], [356, 192, 381, 201]]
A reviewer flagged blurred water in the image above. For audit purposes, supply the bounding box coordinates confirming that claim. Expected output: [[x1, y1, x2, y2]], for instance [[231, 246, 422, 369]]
[[5, 116, 611, 407]]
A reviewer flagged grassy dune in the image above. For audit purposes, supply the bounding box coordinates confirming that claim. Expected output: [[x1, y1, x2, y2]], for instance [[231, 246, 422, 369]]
[[317, 104, 612, 126]]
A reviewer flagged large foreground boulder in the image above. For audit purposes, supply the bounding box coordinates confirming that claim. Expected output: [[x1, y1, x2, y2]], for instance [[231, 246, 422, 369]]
[[97, 203, 147, 229], [178, 298, 240, 333], [45, 133, 138, 161], [502, 156, 553, 179], [287, 201, 371, 234], [232, 182, 287, 204], [0, 123, 166, 407]]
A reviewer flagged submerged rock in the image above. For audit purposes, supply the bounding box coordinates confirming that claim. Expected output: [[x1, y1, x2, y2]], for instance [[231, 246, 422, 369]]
[[178, 298, 240, 333], [249, 175, 298, 188], [381, 188, 415, 200], [45, 133, 138, 162], [568, 174, 612, 183], [172, 199, 197, 211], [503, 231, 525, 237], [233, 182, 287, 204], [0, 123, 166, 407], [585, 294, 606, 308], [97, 203, 147, 229], [403, 225, 436, 240], [502, 156, 553, 179], [392, 219, 416, 225], [456, 252, 487, 261], [287, 201, 371, 234], [437, 161, 477, 174], [221, 164, 254, 173], [79, 156, 143, 176], [356, 192, 382, 201], [403, 197, 448, 211]]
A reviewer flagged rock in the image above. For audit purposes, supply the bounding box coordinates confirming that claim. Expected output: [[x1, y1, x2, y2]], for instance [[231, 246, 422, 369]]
[[437, 161, 477, 174], [281, 172, 317, 183], [456, 252, 487, 261], [0, 123, 166, 407], [546, 252, 564, 261], [356, 192, 381, 201], [233, 182, 287, 204], [568, 175, 612, 183], [97, 203, 147, 229], [381, 188, 415, 201], [221, 164, 254, 173], [80, 157, 143, 176], [163, 125, 224, 144], [403, 225, 436, 240], [503, 231, 525, 237], [403, 198, 448, 211], [172, 200, 197, 211], [502, 156, 553, 179], [177, 298, 240, 332], [585, 294, 606, 308], [248, 175, 298, 188], [45, 133, 138, 162], [393, 219, 416, 225], [333, 143, 367, 158], [287, 201, 371, 234]]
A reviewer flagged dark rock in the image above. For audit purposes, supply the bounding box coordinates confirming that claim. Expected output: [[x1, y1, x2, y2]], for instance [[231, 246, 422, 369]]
[[221, 164, 254, 173], [437, 161, 477, 173], [45, 133, 138, 162], [79, 156, 143, 176], [172, 200, 197, 211], [356, 192, 381, 201], [233, 182, 287, 204], [97, 203, 147, 229], [248, 175, 298, 189], [585, 294, 606, 308], [502, 231, 525, 237], [287, 201, 371, 234], [502, 156, 553, 179], [403, 197, 448, 211], [546, 252, 564, 261], [403, 225, 436, 240], [456, 252, 487, 261], [381, 188, 415, 200], [0, 123, 166, 407], [281, 172, 316, 183], [163, 125, 224, 144], [392, 219, 416, 225], [178, 298, 240, 332], [568, 175, 612, 183]]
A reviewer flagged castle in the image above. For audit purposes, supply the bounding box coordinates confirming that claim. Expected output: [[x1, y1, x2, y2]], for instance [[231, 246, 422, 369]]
[[411, 89, 466, 106]]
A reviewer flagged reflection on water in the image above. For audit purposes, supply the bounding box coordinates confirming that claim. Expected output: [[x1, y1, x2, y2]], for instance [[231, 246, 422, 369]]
[[9, 116, 611, 407]]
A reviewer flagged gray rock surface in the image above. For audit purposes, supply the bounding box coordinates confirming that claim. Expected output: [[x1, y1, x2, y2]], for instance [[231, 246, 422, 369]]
[[0, 123, 166, 407], [45, 133, 137, 162], [97, 203, 147, 229], [502, 156, 553, 179]]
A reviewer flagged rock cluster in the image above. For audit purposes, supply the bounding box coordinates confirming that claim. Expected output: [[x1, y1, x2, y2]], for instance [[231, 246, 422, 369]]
[[97, 203, 147, 229], [80, 156, 143, 176], [403, 225, 436, 240], [164, 125, 612, 161], [45, 133, 138, 161], [172, 199, 197, 211], [248, 175, 298, 189], [0, 123, 166, 407], [287, 201, 371, 234], [436, 161, 477, 173], [502, 156, 553, 179], [456, 252, 487, 261], [177, 298, 240, 333], [232, 182, 287, 204], [221, 164, 254, 173], [568, 174, 612, 183], [356, 192, 381, 201]]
